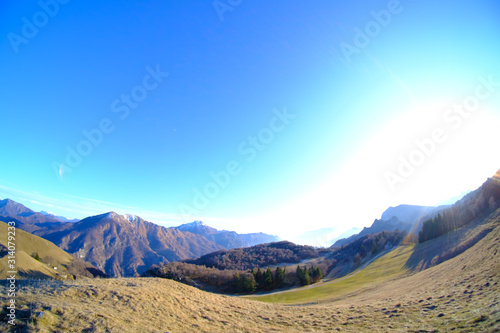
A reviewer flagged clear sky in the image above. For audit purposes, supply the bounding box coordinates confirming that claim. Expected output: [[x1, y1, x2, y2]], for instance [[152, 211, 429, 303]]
[[1, 0, 499, 242]]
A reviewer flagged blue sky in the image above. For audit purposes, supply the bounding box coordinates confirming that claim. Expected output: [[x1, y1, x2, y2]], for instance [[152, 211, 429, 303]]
[[1, 0, 499, 242]]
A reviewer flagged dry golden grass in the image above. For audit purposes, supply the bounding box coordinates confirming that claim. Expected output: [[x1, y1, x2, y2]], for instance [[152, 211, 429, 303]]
[[0, 221, 74, 280], [249, 246, 414, 304], [1, 213, 499, 332]]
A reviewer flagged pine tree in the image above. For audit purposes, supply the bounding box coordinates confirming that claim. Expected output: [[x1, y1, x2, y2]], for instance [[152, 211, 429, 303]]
[[308, 266, 314, 280], [296, 265, 304, 285], [296, 265, 311, 286], [241, 274, 256, 293], [244, 274, 256, 293], [303, 266, 311, 285], [255, 267, 263, 288], [264, 267, 273, 289], [275, 266, 285, 287], [314, 267, 322, 282]]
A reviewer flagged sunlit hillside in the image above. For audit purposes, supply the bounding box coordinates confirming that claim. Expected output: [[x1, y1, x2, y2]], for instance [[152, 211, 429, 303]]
[[2, 208, 499, 332]]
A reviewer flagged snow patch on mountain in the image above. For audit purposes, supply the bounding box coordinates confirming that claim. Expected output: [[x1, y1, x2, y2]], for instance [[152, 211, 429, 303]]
[[124, 214, 138, 222]]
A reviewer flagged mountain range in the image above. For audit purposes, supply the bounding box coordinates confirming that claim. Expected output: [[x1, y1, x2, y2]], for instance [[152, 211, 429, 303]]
[[1, 171, 498, 331], [5, 170, 500, 332], [2, 170, 497, 278], [40, 210, 79, 222], [0, 200, 279, 277], [31, 212, 222, 277], [174, 220, 280, 249], [0, 198, 67, 233]]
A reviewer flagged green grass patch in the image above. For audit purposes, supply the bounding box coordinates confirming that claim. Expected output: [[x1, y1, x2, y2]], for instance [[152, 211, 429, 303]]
[[247, 245, 414, 304]]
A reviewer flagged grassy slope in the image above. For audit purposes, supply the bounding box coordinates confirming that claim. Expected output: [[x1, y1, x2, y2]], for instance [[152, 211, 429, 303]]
[[249, 246, 413, 304], [0, 221, 74, 279], [0, 211, 499, 332], [250, 208, 500, 305]]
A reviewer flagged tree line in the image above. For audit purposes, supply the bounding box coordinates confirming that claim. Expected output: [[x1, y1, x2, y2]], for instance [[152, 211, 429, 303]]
[[419, 177, 499, 243], [143, 261, 325, 294]]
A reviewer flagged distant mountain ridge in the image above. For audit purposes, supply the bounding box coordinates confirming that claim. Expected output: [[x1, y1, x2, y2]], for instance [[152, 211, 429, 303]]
[[40, 210, 79, 222], [332, 204, 450, 248], [332, 216, 412, 247], [173, 221, 280, 249], [332, 198, 472, 249], [381, 205, 437, 224], [0, 198, 66, 232], [175, 220, 217, 234], [381, 204, 450, 231]]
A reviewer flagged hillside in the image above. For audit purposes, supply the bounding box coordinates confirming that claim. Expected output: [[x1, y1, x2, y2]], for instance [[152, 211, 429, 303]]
[[419, 172, 500, 243], [0, 221, 105, 279], [32, 212, 224, 277], [144, 241, 328, 294], [184, 241, 319, 271], [2, 172, 498, 331], [1, 207, 498, 332], [325, 230, 407, 279], [145, 231, 407, 295]]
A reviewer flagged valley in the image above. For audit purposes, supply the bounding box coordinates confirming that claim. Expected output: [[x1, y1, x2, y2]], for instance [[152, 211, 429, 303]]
[[3, 1, 499, 331], [1, 171, 499, 331], [1, 207, 499, 332]]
